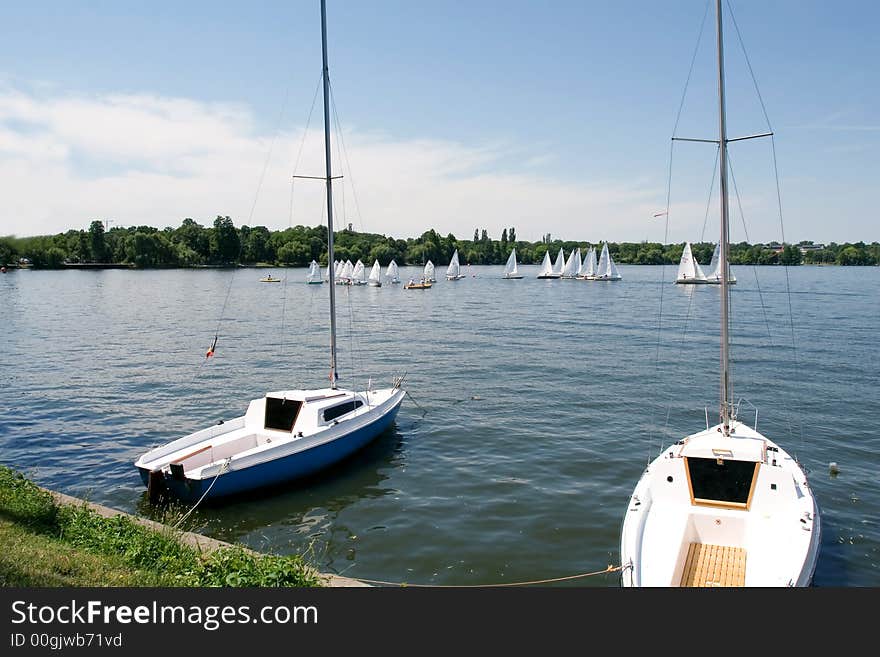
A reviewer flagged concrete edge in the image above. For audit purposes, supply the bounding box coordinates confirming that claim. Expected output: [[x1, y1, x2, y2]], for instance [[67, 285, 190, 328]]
[[43, 488, 371, 588]]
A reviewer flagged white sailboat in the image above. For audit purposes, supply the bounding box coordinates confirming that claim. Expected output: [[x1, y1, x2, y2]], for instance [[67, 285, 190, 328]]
[[502, 248, 524, 279], [350, 259, 368, 285], [561, 247, 581, 279], [135, 0, 405, 503], [578, 246, 597, 280], [423, 260, 436, 283], [385, 259, 400, 284], [551, 247, 566, 277], [368, 259, 382, 287], [306, 259, 323, 284], [675, 242, 708, 284], [445, 249, 465, 280], [338, 259, 354, 285], [593, 242, 622, 281], [536, 250, 559, 279], [705, 242, 737, 284], [620, 0, 820, 587]]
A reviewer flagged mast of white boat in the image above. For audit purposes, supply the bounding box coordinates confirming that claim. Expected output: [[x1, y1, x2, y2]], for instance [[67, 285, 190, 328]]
[[716, 0, 732, 433], [321, 0, 338, 389]]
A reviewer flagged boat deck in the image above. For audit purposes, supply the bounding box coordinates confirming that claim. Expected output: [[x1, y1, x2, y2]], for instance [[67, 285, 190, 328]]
[[679, 543, 746, 587]]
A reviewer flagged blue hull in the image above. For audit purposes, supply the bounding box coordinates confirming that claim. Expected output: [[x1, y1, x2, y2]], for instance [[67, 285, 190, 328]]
[[138, 399, 402, 503]]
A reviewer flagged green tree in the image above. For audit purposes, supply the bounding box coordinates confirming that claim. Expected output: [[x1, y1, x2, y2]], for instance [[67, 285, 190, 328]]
[[779, 244, 802, 266], [210, 216, 240, 264], [88, 220, 108, 263]]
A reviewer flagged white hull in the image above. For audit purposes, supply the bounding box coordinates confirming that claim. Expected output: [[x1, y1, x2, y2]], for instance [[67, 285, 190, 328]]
[[135, 387, 405, 500], [620, 420, 820, 587]]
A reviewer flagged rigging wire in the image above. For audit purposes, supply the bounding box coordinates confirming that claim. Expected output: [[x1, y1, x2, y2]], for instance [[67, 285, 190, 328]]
[[726, 0, 804, 449], [726, 152, 801, 446], [650, 0, 711, 460]]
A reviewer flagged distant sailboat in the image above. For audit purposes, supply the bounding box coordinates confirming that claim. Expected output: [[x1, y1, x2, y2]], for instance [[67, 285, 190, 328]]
[[306, 260, 323, 284], [351, 259, 368, 285], [675, 242, 708, 284], [338, 259, 354, 285], [423, 260, 436, 283], [502, 248, 524, 279], [562, 247, 581, 279], [536, 250, 559, 279], [551, 247, 566, 277], [705, 242, 737, 284], [368, 259, 382, 287], [578, 246, 597, 280], [593, 242, 621, 281], [446, 249, 465, 280], [385, 259, 400, 284]]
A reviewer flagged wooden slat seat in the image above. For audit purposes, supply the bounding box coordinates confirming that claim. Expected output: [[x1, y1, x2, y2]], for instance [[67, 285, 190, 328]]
[[679, 542, 746, 587]]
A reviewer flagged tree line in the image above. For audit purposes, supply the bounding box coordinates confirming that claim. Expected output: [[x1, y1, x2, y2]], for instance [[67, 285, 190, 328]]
[[1, 217, 878, 268]]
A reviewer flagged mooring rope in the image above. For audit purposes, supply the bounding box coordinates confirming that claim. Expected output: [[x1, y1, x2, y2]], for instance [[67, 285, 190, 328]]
[[170, 458, 232, 531], [352, 563, 625, 588]]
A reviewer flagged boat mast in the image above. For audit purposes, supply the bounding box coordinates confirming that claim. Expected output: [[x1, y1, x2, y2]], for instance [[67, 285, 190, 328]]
[[321, 0, 338, 389], [715, 0, 732, 434]]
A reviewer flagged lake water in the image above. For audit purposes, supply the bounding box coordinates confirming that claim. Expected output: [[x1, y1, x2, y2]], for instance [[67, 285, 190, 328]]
[[0, 264, 877, 586]]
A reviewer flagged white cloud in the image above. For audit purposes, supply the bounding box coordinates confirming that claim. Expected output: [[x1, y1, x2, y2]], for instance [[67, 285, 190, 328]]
[[0, 86, 681, 242]]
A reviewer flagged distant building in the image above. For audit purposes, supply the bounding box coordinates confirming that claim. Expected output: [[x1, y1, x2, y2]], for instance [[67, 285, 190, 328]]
[[798, 243, 825, 254]]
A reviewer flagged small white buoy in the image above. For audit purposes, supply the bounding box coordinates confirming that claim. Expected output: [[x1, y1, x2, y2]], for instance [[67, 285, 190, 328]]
[[829, 462, 840, 476]]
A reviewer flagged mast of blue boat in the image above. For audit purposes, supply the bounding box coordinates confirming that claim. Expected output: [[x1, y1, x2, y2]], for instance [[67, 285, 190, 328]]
[[716, 0, 732, 434], [321, 0, 339, 389]]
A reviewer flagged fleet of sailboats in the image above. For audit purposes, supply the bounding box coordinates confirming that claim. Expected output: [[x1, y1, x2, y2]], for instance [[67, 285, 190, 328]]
[[130, 2, 823, 590], [619, 0, 819, 587], [135, 0, 405, 503], [591, 242, 622, 281]]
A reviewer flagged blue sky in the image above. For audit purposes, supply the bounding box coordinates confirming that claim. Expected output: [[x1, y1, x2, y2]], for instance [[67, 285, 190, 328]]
[[1, 1, 877, 243]]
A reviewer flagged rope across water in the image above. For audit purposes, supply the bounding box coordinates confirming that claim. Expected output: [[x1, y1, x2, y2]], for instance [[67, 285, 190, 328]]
[[351, 564, 626, 588]]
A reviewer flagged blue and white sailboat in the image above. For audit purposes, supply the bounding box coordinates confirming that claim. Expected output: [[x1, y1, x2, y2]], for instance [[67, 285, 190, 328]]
[[135, 0, 405, 503]]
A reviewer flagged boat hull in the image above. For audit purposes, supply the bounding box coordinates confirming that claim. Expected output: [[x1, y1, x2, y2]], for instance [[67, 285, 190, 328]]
[[138, 394, 403, 503], [619, 423, 821, 587]]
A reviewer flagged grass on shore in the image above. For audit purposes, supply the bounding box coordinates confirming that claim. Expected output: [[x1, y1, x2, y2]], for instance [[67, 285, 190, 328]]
[[0, 465, 322, 587]]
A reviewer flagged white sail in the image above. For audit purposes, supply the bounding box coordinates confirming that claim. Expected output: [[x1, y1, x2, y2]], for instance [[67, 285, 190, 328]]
[[446, 249, 462, 279], [367, 259, 382, 286], [339, 259, 354, 284], [705, 242, 736, 284], [596, 243, 609, 276], [306, 259, 323, 284], [351, 259, 367, 285], [503, 248, 522, 278], [595, 243, 622, 280], [675, 242, 707, 283], [536, 250, 555, 278], [385, 259, 400, 283], [424, 260, 435, 282], [573, 248, 582, 277], [551, 247, 566, 276], [580, 247, 597, 278], [561, 249, 577, 278]]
